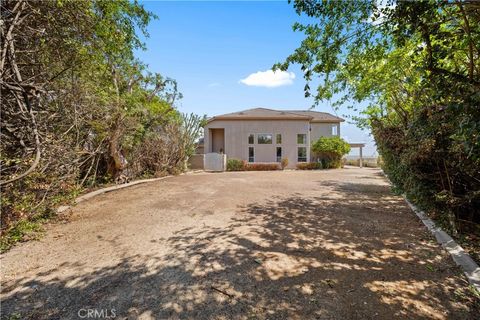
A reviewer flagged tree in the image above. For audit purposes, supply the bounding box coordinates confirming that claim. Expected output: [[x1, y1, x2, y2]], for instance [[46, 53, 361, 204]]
[[181, 113, 208, 158], [0, 0, 202, 244], [311, 137, 350, 168], [278, 0, 480, 233], [1, 0, 153, 185]]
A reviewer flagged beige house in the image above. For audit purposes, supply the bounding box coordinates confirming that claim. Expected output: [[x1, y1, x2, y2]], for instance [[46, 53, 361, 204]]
[[203, 108, 344, 168]]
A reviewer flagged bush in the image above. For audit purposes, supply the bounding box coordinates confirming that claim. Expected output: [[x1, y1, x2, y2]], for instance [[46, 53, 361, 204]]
[[244, 163, 280, 171], [296, 162, 323, 170], [312, 136, 351, 169], [226, 160, 281, 171], [281, 158, 289, 169], [0, 2, 212, 251], [373, 101, 480, 235], [322, 158, 342, 169], [227, 158, 245, 171]]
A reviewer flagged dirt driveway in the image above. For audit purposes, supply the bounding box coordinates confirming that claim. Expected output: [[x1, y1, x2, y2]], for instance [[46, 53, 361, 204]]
[[1, 168, 478, 319]]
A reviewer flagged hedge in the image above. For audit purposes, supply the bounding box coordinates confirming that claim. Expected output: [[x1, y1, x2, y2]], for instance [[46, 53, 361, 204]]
[[296, 162, 322, 170], [244, 163, 280, 171], [227, 158, 245, 171], [227, 159, 281, 171]]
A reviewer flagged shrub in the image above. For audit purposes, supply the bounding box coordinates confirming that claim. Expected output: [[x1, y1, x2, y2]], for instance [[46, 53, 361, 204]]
[[227, 158, 245, 171], [312, 137, 351, 169], [0, 1, 213, 250], [373, 102, 480, 235], [281, 158, 289, 169], [244, 163, 280, 171], [322, 158, 342, 169], [296, 162, 322, 170]]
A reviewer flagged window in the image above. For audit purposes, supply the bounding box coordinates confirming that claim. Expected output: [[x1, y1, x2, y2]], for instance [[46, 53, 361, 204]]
[[332, 125, 338, 136], [257, 134, 272, 144], [297, 147, 307, 162], [276, 147, 282, 162], [297, 134, 307, 144], [248, 147, 255, 163], [276, 134, 282, 144], [248, 134, 254, 144]]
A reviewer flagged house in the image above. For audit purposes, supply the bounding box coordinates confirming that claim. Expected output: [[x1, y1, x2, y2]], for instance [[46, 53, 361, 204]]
[[203, 108, 344, 168]]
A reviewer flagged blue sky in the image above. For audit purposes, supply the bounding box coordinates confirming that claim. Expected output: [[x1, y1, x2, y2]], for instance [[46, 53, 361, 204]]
[[135, 1, 377, 156]]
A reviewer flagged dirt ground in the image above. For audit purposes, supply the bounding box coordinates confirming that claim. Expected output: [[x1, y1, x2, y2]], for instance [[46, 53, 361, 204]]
[[1, 167, 478, 319]]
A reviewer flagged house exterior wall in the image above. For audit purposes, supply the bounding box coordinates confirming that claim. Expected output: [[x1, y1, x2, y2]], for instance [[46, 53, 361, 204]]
[[204, 119, 311, 168], [309, 122, 341, 162], [310, 122, 340, 142]]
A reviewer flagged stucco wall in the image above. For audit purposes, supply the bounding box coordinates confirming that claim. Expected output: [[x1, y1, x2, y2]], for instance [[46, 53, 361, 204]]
[[205, 119, 311, 168], [310, 122, 340, 142]]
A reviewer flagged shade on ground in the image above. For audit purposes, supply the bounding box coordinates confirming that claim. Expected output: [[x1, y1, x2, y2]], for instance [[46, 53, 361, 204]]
[[1, 168, 478, 319]]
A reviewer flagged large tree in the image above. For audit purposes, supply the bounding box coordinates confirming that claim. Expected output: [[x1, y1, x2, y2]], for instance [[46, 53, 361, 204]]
[[277, 0, 480, 233], [0, 0, 201, 245]]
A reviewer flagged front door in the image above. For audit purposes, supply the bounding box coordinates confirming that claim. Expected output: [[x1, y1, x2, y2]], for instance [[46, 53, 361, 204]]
[[210, 128, 225, 153]]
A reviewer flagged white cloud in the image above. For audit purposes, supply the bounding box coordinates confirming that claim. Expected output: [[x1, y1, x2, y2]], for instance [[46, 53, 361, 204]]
[[208, 82, 221, 87], [239, 70, 295, 88]]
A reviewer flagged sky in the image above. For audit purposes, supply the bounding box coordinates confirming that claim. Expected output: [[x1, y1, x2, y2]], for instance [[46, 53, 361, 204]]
[[135, 1, 377, 156]]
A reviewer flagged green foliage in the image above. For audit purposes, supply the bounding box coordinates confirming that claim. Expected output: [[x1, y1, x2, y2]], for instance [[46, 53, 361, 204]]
[[227, 159, 245, 171], [0, 173, 82, 251], [312, 137, 351, 158], [0, 0, 202, 248], [323, 158, 342, 169], [0, 220, 43, 252], [311, 136, 350, 169], [181, 113, 208, 158], [281, 0, 480, 236], [244, 163, 280, 171], [296, 162, 322, 170], [226, 160, 282, 171], [373, 101, 480, 233]]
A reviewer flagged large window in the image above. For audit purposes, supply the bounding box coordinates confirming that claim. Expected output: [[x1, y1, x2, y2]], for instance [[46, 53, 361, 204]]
[[257, 134, 272, 144], [248, 147, 255, 163], [297, 134, 307, 144], [297, 147, 307, 162], [276, 147, 282, 162], [332, 125, 338, 136], [276, 134, 282, 144], [248, 134, 254, 144]]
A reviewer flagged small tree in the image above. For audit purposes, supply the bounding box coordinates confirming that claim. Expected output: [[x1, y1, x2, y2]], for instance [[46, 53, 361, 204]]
[[181, 113, 208, 158], [311, 137, 350, 168]]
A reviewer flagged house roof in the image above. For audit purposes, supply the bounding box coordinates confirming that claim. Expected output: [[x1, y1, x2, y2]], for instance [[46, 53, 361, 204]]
[[208, 107, 344, 123], [284, 110, 345, 123]]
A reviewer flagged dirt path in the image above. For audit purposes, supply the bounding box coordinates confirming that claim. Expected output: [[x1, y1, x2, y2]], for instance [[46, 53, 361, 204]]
[[1, 168, 478, 319]]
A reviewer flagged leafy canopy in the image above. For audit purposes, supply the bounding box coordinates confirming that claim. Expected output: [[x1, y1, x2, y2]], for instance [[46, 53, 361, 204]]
[[275, 1, 479, 122], [278, 0, 480, 233], [312, 136, 351, 157]]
